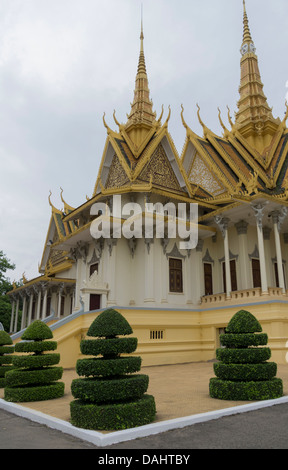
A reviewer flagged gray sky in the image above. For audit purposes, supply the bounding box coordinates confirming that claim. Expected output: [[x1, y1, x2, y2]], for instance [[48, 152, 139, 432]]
[[1, 0, 288, 283]]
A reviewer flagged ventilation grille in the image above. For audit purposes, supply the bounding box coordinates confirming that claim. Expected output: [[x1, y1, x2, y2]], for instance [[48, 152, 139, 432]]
[[150, 330, 164, 340]]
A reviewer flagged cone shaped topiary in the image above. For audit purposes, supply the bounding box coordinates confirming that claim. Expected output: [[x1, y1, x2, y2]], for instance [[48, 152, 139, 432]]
[[70, 309, 156, 430], [0, 331, 14, 388], [209, 310, 283, 400], [4, 320, 64, 402]]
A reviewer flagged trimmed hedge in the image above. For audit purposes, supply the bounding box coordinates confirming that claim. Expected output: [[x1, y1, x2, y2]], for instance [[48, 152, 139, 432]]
[[80, 337, 138, 357], [12, 353, 61, 369], [21, 321, 53, 341], [71, 374, 149, 403], [216, 347, 271, 364], [210, 378, 283, 401], [0, 331, 14, 388], [87, 309, 133, 338], [70, 309, 156, 430], [209, 310, 283, 401], [76, 356, 142, 378], [70, 394, 156, 431], [213, 362, 277, 381], [4, 320, 64, 402], [225, 310, 262, 333], [220, 333, 268, 348], [15, 341, 57, 354], [5, 366, 63, 387], [4, 382, 65, 403]]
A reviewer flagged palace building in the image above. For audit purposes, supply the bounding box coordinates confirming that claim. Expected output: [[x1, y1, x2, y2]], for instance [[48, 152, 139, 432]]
[[8, 2, 288, 367]]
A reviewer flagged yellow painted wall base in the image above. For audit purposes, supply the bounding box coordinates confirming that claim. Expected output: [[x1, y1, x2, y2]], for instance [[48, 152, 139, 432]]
[[22, 301, 288, 369]]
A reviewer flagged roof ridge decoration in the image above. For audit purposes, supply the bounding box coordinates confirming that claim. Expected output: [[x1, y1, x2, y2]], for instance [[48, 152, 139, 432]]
[[60, 187, 75, 214], [234, 0, 281, 154]]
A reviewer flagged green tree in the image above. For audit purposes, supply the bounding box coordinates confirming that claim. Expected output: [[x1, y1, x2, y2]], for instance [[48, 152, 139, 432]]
[[0, 251, 15, 332], [0, 251, 22, 332]]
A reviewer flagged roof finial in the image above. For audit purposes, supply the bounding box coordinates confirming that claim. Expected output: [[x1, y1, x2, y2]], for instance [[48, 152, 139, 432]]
[[125, 6, 156, 129], [137, 4, 146, 74], [242, 0, 253, 48]]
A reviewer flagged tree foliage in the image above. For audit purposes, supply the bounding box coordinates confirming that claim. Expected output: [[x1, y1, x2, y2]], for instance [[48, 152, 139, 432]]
[[0, 251, 21, 332]]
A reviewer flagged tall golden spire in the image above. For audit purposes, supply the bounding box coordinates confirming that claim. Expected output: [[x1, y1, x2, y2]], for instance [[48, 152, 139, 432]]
[[234, 0, 280, 153], [241, 0, 253, 47], [125, 12, 156, 131]]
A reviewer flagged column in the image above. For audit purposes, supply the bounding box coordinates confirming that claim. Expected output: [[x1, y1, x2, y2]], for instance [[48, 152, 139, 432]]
[[21, 295, 27, 330], [10, 299, 15, 333], [13, 298, 20, 333], [160, 237, 169, 303], [191, 239, 204, 304], [271, 209, 288, 293], [251, 203, 268, 294], [235, 220, 250, 289], [263, 227, 273, 288], [57, 284, 64, 318], [36, 289, 42, 320], [144, 238, 155, 303], [27, 293, 34, 326], [215, 216, 231, 298], [106, 239, 117, 306], [41, 289, 48, 320]]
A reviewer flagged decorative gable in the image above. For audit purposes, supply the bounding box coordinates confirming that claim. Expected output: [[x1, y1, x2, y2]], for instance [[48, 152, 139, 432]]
[[188, 154, 226, 197], [105, 154, 130, 189], [137, 143, 182, 191]]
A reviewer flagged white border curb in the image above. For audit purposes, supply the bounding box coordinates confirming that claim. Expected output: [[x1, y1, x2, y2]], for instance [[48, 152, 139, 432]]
[[1, 396, 288, 447]]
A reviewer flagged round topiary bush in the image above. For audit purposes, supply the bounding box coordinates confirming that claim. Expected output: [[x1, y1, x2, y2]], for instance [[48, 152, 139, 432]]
[[0, 331, 14, 388], [4, 320, 64, 402], [70, 308, 156, 430], [209, 310, 283, 401]]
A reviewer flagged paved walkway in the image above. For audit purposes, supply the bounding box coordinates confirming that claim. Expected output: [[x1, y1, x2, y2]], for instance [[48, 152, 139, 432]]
[[1, 362, 288, 449]]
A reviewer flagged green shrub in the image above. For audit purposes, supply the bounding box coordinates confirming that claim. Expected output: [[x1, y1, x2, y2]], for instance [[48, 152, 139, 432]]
[[87, 308, 133, 338], [76, 356, 142, 377], [4, 320, 64, 402], [5, 366, 63, 387], [209, 310, 283, 401], [12, 353, 60, 369], [213, 362, 277, 381], [21, 320, 53, 341], [15, 341, 57, 354], [225, 310, 262, 333], [80, 337, 138, 357], [71, 374, 149, 403], [70, 309, 156, 430], [220, 333, 268, 348], [70, 395, 156, 431], [209, 378, 283, 401], [0, 331, 14, 388], [4, 382, 65, 403], [216, 347, 271, 364]]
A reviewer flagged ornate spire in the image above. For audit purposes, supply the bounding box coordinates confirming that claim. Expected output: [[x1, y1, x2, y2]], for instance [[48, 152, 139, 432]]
[[125, 13, 156, 130], [241, 0, 253, 50], [235, 0, 280, 152]]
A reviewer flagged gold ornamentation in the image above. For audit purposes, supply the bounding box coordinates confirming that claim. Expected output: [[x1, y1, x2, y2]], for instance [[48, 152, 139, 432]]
[[138, 144, 181, 191], [105, 154, 130, 189], [189, 154, 226, 196]]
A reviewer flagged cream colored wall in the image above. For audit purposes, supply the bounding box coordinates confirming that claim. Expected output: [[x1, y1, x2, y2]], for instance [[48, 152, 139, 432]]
[[45, 301, 288, 369]]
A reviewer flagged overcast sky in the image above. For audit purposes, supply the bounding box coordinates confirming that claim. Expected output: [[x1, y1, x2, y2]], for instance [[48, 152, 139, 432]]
[[1, 0, 288, 283]]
